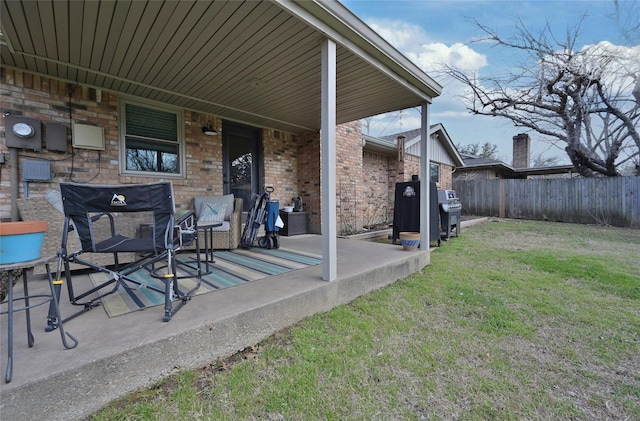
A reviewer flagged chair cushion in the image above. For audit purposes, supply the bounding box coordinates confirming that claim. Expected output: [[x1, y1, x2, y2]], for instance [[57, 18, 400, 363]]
[[198, 202, 227, 223], [45, 190, 64, 213], [194, 194, 235, 220]]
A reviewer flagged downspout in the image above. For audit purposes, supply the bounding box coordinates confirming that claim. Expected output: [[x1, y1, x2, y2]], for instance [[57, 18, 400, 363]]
[[10, 148, 19, 221]]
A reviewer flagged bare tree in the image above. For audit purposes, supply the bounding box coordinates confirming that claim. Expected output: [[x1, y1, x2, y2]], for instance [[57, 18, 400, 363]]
[[457, 142, 499, 158], [442, 18, 640, 177], [453, 170, 485, 181], [610, 0, 640, 45], [533, 154, 561, 167]]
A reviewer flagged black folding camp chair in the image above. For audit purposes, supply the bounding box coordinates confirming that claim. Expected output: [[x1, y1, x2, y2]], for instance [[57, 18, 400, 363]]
[[54, 181, 202, 323]]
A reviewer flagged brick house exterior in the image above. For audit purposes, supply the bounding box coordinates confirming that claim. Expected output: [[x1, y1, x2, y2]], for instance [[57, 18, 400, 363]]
[[354, 125, 463, 234], [0, 70, 302, 218], [1, 69, 458, 235]]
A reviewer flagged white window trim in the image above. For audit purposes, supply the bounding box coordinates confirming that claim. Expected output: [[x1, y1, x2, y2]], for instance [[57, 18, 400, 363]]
[[430, 162, 440, 184], [118, 97, 186, 178]]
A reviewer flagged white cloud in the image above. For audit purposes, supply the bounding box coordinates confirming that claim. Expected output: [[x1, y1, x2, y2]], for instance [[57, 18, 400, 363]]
[[366, 18, 487, 116], [409, 42, 487, 73], [368, 19, 428, 52], [368, 19, 487, 73]]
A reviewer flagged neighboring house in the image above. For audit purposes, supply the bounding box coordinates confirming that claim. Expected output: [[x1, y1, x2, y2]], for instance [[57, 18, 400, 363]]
[[379, 124, 465, 189], [0, 0, 443, 280], [454, 134, 577, 180], [335, 124, 463, 234]]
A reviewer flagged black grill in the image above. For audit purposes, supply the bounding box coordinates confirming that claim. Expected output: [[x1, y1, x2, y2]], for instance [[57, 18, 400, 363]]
[[391, 180, 441, 247], [437, 189, 462, 239]]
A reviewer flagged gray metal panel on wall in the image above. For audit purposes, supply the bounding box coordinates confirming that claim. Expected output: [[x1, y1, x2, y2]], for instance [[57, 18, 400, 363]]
[[4, 115, 41, 151]]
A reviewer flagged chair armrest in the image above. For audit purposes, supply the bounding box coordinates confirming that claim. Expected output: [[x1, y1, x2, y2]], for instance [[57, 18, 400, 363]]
[[176, 209, 196, 227]]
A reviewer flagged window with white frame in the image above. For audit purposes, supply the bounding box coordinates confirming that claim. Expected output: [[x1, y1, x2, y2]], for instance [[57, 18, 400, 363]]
[[120, 99, 184, 176], [430, 162, 440, 183]]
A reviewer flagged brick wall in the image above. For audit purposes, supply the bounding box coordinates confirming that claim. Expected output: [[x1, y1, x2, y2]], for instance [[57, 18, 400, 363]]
[[0, 69, 297, 220], [262, 129, 299, 205], [336, 121, 363, 234], [2, 68, 452, 231], [296, 131, 321, 233], [295, 121, 366, 234], [399, 153, 455, 190], [362, 151, 392, 228], [440, 163, 454, 189]]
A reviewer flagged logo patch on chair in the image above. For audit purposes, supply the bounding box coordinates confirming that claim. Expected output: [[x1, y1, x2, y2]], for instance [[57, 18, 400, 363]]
[[110, 194, 127, 206]]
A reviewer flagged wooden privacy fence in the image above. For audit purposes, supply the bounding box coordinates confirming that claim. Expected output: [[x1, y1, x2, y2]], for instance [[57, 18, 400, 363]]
[[453, 176, 640, 228]]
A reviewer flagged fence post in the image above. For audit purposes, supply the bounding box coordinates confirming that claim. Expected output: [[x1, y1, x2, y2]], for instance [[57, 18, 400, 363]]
[[499, 179, 505, 218]]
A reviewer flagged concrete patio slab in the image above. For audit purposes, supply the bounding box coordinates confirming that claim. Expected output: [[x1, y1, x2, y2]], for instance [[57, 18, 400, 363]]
[[1, 235, 430, 420]]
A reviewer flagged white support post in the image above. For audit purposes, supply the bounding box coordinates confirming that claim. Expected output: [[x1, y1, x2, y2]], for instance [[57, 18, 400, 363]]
[[321, 38, 337, 281], [420, 102, 431, 249]]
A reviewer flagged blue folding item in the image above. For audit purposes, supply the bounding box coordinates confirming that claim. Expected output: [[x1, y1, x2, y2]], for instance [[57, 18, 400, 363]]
[[258, 201, 280, 249], [240, 186, 280, 249]]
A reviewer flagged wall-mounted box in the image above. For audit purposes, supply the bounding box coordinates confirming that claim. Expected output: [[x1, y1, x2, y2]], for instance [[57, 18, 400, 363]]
[[5, 116, 42, 151], [72, 123, 104, 150], [45, 122, 68, 152], [22, 159, 52, 181]]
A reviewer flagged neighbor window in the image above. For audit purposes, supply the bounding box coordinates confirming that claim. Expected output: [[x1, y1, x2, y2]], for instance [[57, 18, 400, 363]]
[[120, 99, 184, 176], [430, 162, 440, 183]]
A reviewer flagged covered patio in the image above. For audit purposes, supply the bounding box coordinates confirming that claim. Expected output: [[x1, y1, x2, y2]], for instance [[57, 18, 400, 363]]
[[0, 235, 428, 420], [1, 0, 442, 279], [2, 1, 443, 418]]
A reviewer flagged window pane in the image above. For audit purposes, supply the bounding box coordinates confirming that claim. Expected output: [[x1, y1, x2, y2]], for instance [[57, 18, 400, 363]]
[[125, 103, 177, 142], [430, 163, 440, 183], [126, 137, 178, 173], [121, 100, 182, 176]]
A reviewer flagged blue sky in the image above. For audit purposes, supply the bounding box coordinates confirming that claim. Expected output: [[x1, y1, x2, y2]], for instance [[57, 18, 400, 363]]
[[341, 0, 638, 164]]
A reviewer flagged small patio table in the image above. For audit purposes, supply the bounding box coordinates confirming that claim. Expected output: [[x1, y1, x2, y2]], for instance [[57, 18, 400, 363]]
[[198, 222, 223, 272], [0, 255, 78, 383]]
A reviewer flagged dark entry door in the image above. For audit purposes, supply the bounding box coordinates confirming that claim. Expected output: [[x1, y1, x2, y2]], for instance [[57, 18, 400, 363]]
[[223, 122, 263, 212]]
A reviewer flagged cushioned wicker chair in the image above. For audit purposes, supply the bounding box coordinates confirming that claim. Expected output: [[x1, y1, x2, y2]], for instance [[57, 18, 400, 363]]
[[192, 195, 243, 250]]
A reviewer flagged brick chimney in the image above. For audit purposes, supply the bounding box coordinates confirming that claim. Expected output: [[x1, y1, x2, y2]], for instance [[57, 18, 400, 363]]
[[512, 133, 530, 168]]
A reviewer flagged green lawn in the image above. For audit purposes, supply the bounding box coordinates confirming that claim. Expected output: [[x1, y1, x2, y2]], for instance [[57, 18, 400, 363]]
[[90, 220, 640, 420]]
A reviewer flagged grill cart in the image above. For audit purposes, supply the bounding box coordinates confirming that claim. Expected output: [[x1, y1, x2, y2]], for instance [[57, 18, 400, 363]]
[[437, 189, 462, 240]]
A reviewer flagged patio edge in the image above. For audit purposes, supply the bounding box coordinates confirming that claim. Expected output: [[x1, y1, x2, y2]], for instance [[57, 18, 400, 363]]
[[1, 250, 429, 420]]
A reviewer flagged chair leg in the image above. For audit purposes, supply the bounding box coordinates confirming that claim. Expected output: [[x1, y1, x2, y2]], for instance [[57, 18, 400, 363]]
[[162, 251, 175, 322]]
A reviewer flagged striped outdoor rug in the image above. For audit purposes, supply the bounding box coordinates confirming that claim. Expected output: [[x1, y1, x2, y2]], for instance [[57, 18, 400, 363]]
[[89, 247, 322, 318]]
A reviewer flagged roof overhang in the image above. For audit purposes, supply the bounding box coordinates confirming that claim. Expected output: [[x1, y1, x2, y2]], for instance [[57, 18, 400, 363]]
[[460, 162, 514, 170], [414, 123, 465, 167], [362, 134, 397, 155], [0, 0, 442, 135], [514, 165, 577, 176]]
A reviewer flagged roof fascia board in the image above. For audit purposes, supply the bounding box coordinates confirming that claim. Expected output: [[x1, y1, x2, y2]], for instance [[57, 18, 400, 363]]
[[461, 163, 515, 171], [401, 124, 465, 168], [362, 134, 397, 155], [515, 165, 577, 175], [274, 0, 442, 101], [432, 124, 465, 167]]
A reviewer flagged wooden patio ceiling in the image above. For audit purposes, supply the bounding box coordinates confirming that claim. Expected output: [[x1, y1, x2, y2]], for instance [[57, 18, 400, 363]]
[[0, 0, 441, 134]]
